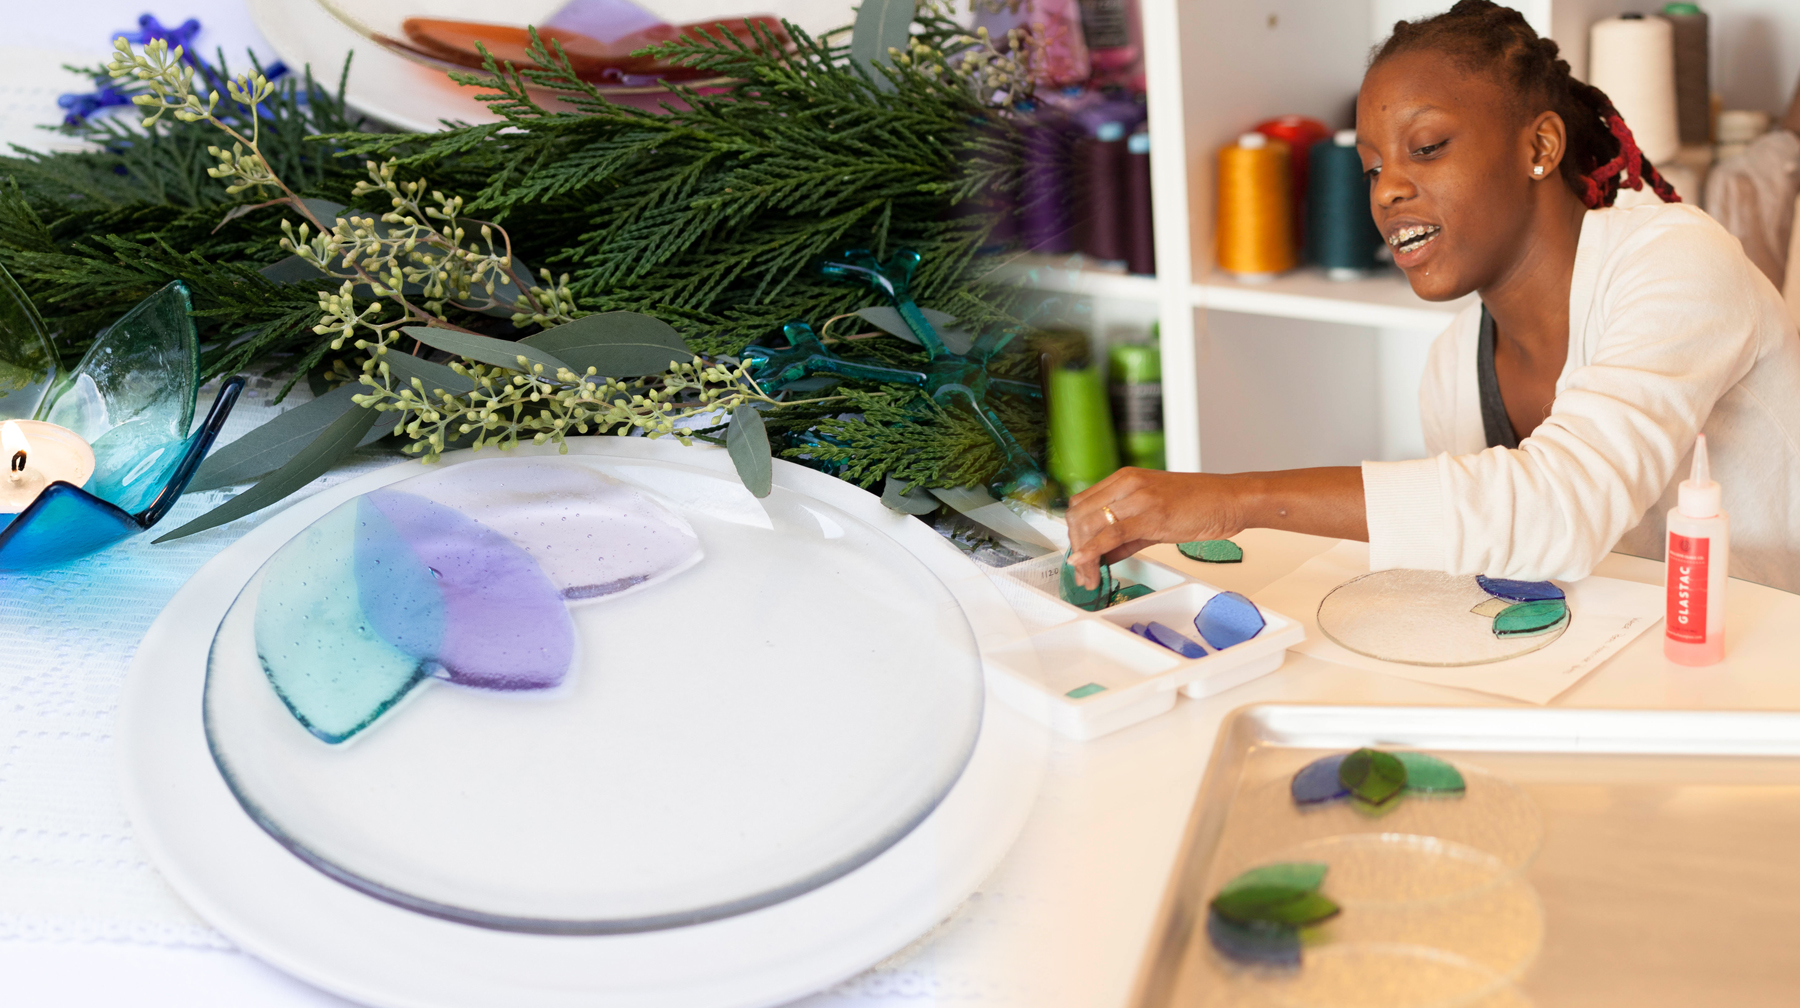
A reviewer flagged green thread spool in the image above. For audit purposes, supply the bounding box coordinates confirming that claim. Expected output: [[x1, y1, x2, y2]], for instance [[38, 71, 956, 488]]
[[1307, 130, 1385, 280], [1048, 363, 1120, 495], [1108, 338, 1164, 470]]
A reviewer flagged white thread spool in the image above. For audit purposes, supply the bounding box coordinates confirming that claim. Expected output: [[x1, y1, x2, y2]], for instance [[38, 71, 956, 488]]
[[1589, 13, 1679, 166]]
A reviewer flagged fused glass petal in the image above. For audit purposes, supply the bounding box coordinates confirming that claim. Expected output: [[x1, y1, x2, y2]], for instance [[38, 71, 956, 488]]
[[1110, 583, 1153, 605], [1065, 682, 1106, 699], [1394, 752, 1466, 794], [1220, 863, 1328, 896], [1476, 575, 1565, 602], [1290, 753, 1349, 804], [363, 489, 575, 690], [1059, 555, 1115, 611], [1213, 888, 1340, 927], [1338, 747, 1407, 805], [1194, 590, 1264, 649], [1206, 909, 1300, 967], [0, 482, 140, 571], [1144, 621, 1206, 659], [1493, 599, 1569, 637], [44, 280, 198, 445], [1178, 539, 1243, 563], [1470, 597, 1511, 618], [0, 262, 57, 421], [255, 502, 431, 743]]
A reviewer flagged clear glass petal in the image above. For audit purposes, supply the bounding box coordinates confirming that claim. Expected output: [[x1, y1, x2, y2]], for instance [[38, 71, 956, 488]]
[[0, 263, 57, 421]]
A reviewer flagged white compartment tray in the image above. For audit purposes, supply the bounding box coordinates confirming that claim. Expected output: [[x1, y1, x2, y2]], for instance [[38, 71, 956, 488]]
[[984, 553, 1304, 739]]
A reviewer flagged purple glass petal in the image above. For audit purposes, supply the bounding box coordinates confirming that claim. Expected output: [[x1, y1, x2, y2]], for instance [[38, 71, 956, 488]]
[[1290, 753, 1350, 804], [1195, 591, 1265, 650], [1205, 908, 1300, 967], [1129, 622, 1150, 638], [1476, 575, 1565, 602], [365, 489, 575, 691], [1145, 621, 1207, 659]]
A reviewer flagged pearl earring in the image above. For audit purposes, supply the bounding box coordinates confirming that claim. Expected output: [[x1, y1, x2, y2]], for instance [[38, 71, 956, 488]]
[[1533, 166, 1545, 176]]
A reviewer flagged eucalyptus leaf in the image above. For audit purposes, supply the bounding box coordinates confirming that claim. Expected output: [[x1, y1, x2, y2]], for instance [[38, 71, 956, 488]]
[[520, 312, 695, 377], [402, 326, 570, 374], [881, 476, 939, 515], [186, 383, 383, 493], [382, 349, 478, 397], [851, 0, 916, 91], [727, 404, 772, 498], [154, 402, 382, 542], [258, 254, 328, 285]]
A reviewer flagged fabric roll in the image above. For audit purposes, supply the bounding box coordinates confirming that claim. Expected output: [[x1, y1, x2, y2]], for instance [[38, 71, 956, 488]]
[[1590, 14, 1680, 165], [1702, 129, 1800, 289], [1661, 4, 1710, 147]]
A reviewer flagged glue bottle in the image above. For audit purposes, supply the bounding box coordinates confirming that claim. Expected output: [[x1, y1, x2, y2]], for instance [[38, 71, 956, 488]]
[[1665, 434, 1728, 665]]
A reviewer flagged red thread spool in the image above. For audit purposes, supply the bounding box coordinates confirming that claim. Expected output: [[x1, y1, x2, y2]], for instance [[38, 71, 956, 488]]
[[1255, 115, 1332, 254]]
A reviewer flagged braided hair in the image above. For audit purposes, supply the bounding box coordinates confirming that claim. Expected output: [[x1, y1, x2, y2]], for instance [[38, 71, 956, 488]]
[[1370, 0, 1679, 208]]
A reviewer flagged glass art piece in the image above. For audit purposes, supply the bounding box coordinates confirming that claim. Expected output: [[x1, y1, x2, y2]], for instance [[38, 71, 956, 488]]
[[1290, 752, 1348, 804], [1493, 599, 1569, 637], [1475, 574, 1565, 602], [1194, 590, 1264, 649], [0, 281, 243, 570], [1179, 539, 1243, 563], [1470, 597, 1511, 618], [1206, 862, 1339, 967], [1317, 569, 1572, 666], [204, 454, 987, 934], [1143, 621, 1206, 659], [1059, 554, 1116, 611], [1338, 747, 1406, 805], [1290, 749, 1468, 813], [1065, 682, 1107, 699]]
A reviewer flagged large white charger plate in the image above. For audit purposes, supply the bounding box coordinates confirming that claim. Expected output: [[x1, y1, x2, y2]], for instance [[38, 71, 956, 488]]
[[119, 438, 1048, 1008]]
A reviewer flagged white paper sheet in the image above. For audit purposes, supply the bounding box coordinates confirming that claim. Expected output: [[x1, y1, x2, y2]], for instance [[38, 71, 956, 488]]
[[1253, 541, 1665, 704]]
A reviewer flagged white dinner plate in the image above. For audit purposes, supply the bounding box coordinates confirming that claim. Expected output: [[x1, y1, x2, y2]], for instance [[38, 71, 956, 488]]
[[119, 438, 1047, 1008]]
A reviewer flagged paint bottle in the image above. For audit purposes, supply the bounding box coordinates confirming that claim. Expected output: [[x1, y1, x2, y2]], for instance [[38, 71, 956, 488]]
[[1665, 434, 1728, 665]]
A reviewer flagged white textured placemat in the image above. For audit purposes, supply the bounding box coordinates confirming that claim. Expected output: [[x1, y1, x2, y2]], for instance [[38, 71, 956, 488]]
[[1252, 540, 1665, 704]]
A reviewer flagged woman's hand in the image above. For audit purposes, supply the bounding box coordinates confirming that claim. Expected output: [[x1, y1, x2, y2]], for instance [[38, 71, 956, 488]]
[[1065, 466, 1371, 589], [1066, 469, 1249, 588]]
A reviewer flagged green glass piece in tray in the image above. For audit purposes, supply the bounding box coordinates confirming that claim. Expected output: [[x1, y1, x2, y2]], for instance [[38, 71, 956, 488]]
[[1493, 598, 1569, 637], [1338, 747, 1407, 805], [1059, 555, 1116, 612], [1394, 751, 1466, 794], [1220, 862, 1327, 896], [0, 262, 57, 421], [1110, 583, 1153, 606], [1065, 682, 1106, 699], [1178, 539, 1244, 563], [1211, 863, 1338, 927]]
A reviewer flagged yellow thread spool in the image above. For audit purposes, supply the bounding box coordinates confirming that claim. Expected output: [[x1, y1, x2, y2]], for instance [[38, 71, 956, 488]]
[[1216, 132, 1295, 279]]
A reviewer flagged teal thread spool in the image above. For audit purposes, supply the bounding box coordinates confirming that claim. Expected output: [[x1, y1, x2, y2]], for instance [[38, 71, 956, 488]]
[[1307, 130, 1385, 280]]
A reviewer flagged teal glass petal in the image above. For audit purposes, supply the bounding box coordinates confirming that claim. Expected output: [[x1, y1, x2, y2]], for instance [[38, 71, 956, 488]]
[[1492, 599, 1569, 637], [42, 280, 199, 455], [1394, 751, 1467, 793], [255, 501, 432, 743], [1059, 555, 1115, 611], [0, 263, 57, 421]]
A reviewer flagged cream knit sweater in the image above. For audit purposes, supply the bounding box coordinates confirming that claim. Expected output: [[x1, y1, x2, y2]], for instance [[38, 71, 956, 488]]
[[1362, 202, 1800, 593]]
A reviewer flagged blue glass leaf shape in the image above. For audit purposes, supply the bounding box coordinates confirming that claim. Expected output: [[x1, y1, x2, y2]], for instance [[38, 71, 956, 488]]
[[0, 263, 57, 421], [1195, 590, 1266, 650], [1475, 575, 1565, 602], [1290, 753, 1350, 804]]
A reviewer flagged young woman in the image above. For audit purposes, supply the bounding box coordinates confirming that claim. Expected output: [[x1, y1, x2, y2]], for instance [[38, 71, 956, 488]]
[[1067, 0, 1800, 593]]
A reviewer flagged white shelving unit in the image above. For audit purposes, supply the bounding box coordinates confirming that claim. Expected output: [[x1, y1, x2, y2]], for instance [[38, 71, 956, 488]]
[[1014, 0, 1799, 473]]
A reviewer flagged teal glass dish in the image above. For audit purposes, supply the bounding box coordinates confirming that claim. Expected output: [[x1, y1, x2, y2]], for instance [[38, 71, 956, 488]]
[[0, 274, 244, 570]]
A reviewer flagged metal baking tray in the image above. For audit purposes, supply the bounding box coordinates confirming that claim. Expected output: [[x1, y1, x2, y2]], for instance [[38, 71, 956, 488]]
[[1129, 704, 1800, 1008]]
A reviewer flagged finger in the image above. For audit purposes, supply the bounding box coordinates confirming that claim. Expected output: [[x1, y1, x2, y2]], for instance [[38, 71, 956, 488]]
[[1069, 506, 1155, 579], [1067, 490, 1150, 586], [1067, 477, 1148, 559], [1068, 466, 1141, 510]]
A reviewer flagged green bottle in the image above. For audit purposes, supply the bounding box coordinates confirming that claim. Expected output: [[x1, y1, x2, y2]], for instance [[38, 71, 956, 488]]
[[1108, 334, 1165, 470], [1048, 363, 1120, 495]]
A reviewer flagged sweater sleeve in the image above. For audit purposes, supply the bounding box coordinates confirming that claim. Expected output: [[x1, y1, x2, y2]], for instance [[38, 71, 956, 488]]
[[1364, 210, 1764, 581]]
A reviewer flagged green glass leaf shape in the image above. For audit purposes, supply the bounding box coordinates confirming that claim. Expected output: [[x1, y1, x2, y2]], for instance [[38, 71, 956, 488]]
[[402, 326, 570, 375], [1212, 888, 1341, 927], [154, 402, 381, 542], [0, 262, 57, 421], [1178, 539, 1244, 563], [1059, 555, 1116, 611], [1220, 863, 1328, 896], [1493, 599, 1569, 637], [44, 279, 198, 447], [1065, 683, 1106, 699], [727, 404, 772, 498], [851, 0, 916, 91], [187, 384, 385, 493], [383, 349, 478, 397], [1394, 752, 1467, 794], [519, 312, 695, 377], [1110, 583, 1154, 605], [1338, 748, 1407, 805], [880, 476, 939, 515]]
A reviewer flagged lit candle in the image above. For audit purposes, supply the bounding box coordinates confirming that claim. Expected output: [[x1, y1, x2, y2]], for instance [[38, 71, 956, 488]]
[[0, 419, 97, 515]]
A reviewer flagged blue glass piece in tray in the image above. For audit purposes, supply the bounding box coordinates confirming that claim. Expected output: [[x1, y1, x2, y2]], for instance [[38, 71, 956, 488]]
[[1195, 590, 1265, 650], [1129, 622, 1151, 638], [0, 262, 57, 421], [362, 489, 575, 690], [1290, 752, 1350, 804], [1206, 908, 1300, 967], [1475, 574, 1565, 603], [0, 377, 242, 571], [256, 502, 431, 743], [1144, 621, 1207, 659]]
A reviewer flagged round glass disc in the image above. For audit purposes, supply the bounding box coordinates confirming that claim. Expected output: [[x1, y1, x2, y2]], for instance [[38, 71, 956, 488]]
[[1316, 570, 1568, 667]]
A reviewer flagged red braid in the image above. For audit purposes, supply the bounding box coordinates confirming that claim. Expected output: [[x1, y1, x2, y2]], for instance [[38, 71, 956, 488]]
[[1574, 81, 1681, 208]]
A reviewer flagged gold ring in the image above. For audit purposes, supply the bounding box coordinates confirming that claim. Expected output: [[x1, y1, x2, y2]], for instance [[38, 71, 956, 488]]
[[1102, 505, 1118, 526]]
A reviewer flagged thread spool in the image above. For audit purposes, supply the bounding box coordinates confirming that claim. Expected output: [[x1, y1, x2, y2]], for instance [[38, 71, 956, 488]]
[[1716, 109, 1770, 162], [1308, 130, 1384, 280], [1048, 362, 1120, 495], [1022, 106, 1077, 253], [1661, 3, 1710, 146], [1255, 115, 1331, 255], [1124, 130, 1155, 275], [1589, 13, 1679, 165], [1108, 335, 1164, 471], [1216, 132, 1294, 281], [1073, 97, 1143, 262]]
